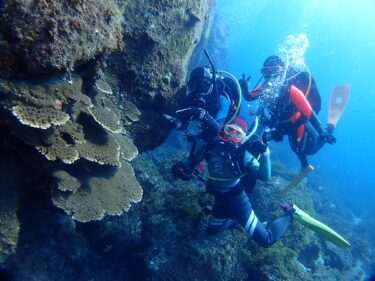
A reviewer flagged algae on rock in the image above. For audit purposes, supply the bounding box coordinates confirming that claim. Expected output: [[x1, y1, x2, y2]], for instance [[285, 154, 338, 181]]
[[0, 0, 124, 76]]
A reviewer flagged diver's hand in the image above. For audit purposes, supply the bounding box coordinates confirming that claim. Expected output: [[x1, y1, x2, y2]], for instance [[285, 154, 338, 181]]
[[246, 141, 269, 156], [248, 140, 268, 155], [189, 107, 206, 120], [280, 202, 295, 214], [321, 133, 337, 145], [238, 74, 250, 95], [171, 161, 193, 181], [262, 130, 283, 143], [163, 114, 182, 129]]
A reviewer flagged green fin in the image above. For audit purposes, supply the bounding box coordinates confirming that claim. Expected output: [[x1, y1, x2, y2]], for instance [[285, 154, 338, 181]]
[[292, 204, 351, 248]]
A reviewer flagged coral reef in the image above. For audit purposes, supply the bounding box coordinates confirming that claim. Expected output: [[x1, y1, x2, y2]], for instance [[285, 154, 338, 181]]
[[11, 105, 70, 129], [76, 134, 121, 166], [95, 77, 113, 95], [0, 75, 128, 166], [0, 74, 141, 225], [0, 0, 124, 76], [52, 170, 81, 193], [52, 161, 142, 222]]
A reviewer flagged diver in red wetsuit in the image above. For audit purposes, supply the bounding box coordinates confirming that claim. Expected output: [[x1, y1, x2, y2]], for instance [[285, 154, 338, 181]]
[[239, 55, 336, 169]]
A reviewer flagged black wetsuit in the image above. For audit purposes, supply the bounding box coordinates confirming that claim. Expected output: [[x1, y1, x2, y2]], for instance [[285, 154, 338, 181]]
[[205, 137, 292, 247], [259, 71, 328, 168]]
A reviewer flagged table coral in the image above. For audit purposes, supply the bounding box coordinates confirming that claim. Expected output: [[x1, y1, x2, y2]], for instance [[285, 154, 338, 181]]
[[11, 105, 70, 129], [52, 161, 143, 222]]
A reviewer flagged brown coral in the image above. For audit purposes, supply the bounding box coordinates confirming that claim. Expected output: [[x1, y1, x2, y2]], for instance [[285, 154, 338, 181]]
[[95, 78, 113, 95], [122, 100, 141, 123], [88, 92, 123, 133], [36, 128, 80, 164], [111, 133, 138, 161], [52, 161, 142, 222], [1, 75, 128, 166], [52, 170, 81, 193], [76, 134, 121, 167], [87, 105, 122, 134], [11, 105, 70, 129]]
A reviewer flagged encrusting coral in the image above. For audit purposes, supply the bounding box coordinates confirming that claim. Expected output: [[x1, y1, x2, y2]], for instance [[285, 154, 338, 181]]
[[52, 161, 143, 222]]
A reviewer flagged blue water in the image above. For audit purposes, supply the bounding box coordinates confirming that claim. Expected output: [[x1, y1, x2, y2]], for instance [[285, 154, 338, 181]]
[[217, 0, 375, 213]]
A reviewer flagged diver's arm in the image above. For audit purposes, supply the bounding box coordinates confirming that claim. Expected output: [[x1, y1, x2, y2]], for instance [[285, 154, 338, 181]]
[[201, 113, 224, 135], [289, 85, 325, 136], [215, 95, 231, 122], [244, 141, 271, 181], [200, 95, 230, 135]]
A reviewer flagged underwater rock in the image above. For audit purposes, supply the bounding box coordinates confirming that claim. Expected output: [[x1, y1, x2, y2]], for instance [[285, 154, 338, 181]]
[[0, 0, 124, 76], [188, 10, 230, 72], [106, 0, 214, 150], [0, 185, 19, 263]]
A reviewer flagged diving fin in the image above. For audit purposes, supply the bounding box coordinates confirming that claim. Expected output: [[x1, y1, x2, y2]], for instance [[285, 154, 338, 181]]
[[292, 204, 351, 248], [279, 165, 314, 196], [327, 84, 351, 128]]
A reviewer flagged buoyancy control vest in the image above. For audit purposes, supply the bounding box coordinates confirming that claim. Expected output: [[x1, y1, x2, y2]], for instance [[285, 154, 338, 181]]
[[268, 70, 321, 129], [206, 140, 257, 190], [291, 71, 321, 114]]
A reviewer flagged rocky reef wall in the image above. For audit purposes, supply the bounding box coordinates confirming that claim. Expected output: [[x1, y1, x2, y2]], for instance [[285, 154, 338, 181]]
[[105, 0, 214, 149], [0, 0, 215, 267]]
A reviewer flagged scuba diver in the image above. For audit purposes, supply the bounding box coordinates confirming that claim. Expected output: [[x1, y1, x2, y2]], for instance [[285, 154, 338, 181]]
[[166, 51, 245, 181], [170, 114, 351, 248], [240, 55, 337, 169], [191, 116, 350, 248], [194, 115, 294, 247]]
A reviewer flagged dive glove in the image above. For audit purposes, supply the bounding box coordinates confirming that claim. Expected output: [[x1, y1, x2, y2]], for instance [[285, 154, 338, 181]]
[[262, 130, 283, 143], [247, 140, 268, 155], [238, 74, 250, 95], [171, 161, 194, 181], [321, 133, 337, 144]]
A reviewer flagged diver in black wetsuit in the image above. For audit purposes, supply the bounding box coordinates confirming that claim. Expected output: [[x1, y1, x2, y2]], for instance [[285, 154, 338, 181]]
[[169, 66, 233, 180], [201, 116, 293, 247], [240, 55, 336, 169]]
